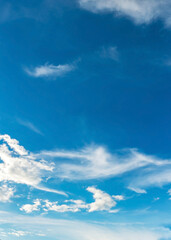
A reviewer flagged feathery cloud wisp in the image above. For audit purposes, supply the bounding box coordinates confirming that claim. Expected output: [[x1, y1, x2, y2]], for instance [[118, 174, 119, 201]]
[[0, 184, 15, 202], [17, 118, 43, 135], [38, 146, 171, 182]]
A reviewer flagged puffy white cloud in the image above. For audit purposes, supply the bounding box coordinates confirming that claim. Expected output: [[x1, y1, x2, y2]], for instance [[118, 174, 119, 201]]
[[87, 187, 117, 212], [112, 195, 125, 201], [20, 187, 121, 213], [25, 63, 75, 78], [0, 184, 15, 202], [78, 0, 171, 26], [0, 134, 66, 196], [20, 199, 41, 213], [0, 134, 28, 156]]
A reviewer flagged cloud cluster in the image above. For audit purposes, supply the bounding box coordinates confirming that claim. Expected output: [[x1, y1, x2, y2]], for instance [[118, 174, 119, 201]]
[[0, 134, 66, 196], [25, 63, 75, 78], [1, 134, 171, 196], [20, 199, 41, 213], [79, 0, 171, 26], [20, 187, 122, 213]]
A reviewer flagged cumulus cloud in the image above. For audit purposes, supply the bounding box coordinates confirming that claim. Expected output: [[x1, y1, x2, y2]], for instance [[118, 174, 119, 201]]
[[25, 63, 75, 78], [87, 187, 117, 212], [78, 0, 171, 26], [20, 187, 121, 213], [43, 199, 88, 213], [112, 195, 125, 201], [0, 134, 66, 196], [20, 199, 41, 213], [0, 184, 15, 202]]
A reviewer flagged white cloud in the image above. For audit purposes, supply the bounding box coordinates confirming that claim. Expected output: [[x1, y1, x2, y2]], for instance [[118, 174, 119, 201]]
[[87, 186, 117, 212], [0, 211, 171, 240], [128, 168, 171, 192], [20, 199, 41, 213], [17, 118, 43, 135], [0, 134, 66, 196], [20, 187, 121, 213], [0, 184, 15, 202], [25, 63, 75, 78], [43, 199, 88, 213], [2, 133, 171, 196], [37, 146, 171, 182], [112, 195, 125, 201], [128, 187, 147, 194], [78, 0, 171, 26], [168, 189, 171, 195], [8, 230, 29, 237], [0, 134, 28, 156]]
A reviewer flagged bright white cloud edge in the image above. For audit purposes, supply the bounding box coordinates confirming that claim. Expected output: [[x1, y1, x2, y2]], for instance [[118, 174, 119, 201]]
[[20, 186, 122, 213], [25, 63, 75, 78], [79, 0, 171, 26]]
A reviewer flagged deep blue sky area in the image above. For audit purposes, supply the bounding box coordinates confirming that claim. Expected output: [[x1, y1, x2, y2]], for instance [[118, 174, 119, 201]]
[[1, 1, 171, 239]]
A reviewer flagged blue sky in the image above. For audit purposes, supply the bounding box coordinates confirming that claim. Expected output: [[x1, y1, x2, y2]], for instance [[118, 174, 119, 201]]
[[1, 0, 171, 239]]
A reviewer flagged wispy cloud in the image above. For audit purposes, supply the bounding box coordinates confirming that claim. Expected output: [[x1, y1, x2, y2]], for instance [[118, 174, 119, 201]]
[[0, 211, 171, 240], [0, 184, 15, 202], [100, 46, 119, 61], [78, 0, 171, 26], [128, 168, 171, 192], [37, 145, 171, 193], [17, 118, 43, 135], [37, 146, 171, 182], [2, 133, 171, 197], [25, 63, 76, 78]]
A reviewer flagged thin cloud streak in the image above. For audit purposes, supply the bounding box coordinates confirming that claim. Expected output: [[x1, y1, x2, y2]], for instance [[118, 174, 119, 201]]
[[17, 118, 43, 135]]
